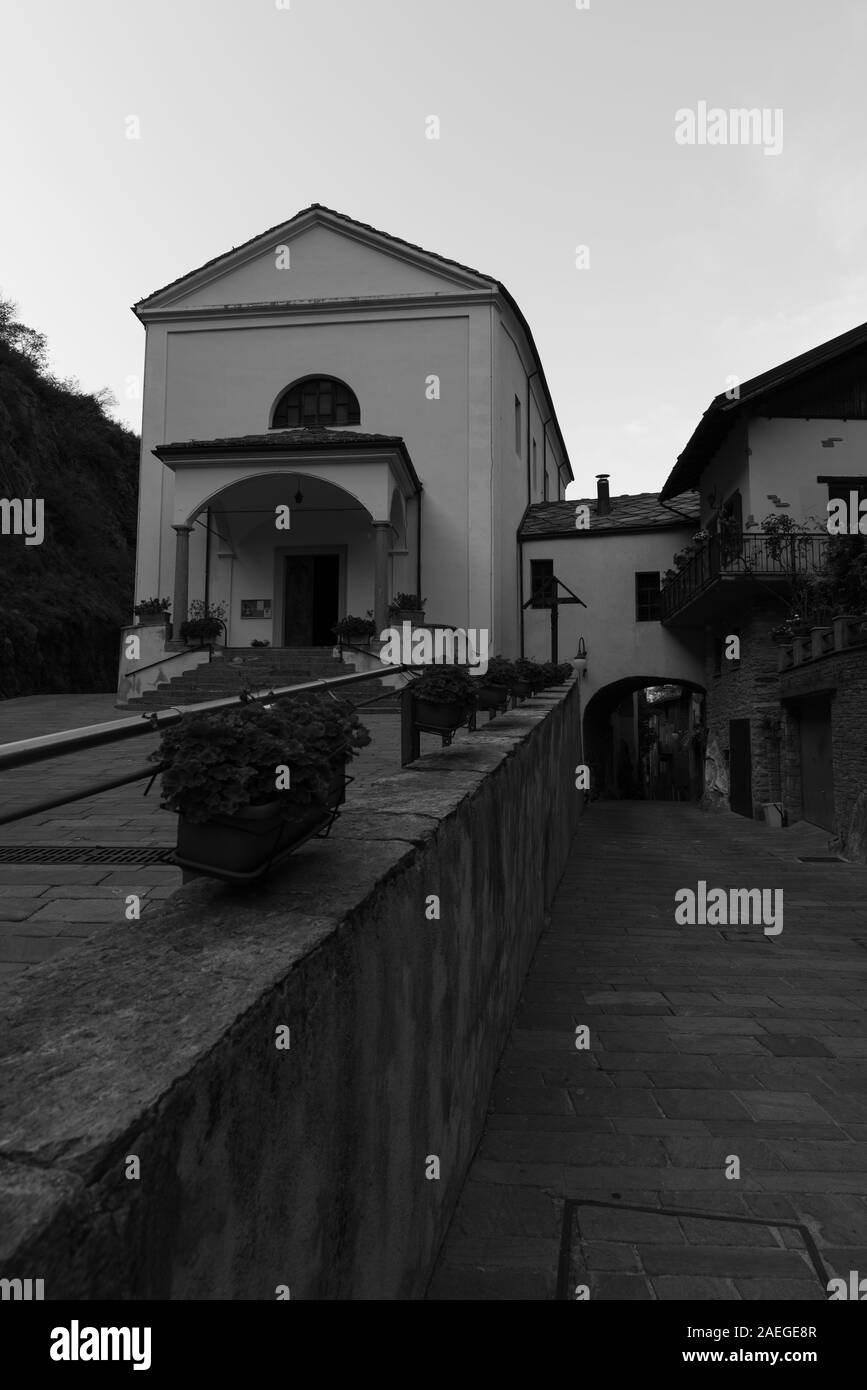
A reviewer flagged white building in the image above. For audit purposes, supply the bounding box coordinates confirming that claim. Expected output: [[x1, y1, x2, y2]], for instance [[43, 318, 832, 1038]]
[[129, 204, 573, 664]]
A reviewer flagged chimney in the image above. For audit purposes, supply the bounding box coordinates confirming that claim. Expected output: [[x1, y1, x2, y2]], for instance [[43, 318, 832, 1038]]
[[596, 474, 611, 517]]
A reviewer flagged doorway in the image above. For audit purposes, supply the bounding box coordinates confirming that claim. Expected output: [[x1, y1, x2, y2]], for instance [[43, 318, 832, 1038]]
[[283, 554, 340, 646], [798, 695, 834, 832], [729, 719, 753, 818]]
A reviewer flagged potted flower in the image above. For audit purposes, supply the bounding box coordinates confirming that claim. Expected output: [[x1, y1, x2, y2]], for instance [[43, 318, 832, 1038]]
[[151, 695, 371, 882], [134, 596, 171, 627], [332, 612, 377, 646], [512, 658, 547, 699], [769, 614, 810, 644], [474, 655, 516, 711], [388, 593, 426, 625], [180, 599, 227, 646], [412, 667, 477, 733]]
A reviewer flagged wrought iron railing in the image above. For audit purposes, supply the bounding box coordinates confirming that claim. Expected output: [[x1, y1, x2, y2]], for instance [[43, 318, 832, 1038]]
[[660, 531, 830, 621]]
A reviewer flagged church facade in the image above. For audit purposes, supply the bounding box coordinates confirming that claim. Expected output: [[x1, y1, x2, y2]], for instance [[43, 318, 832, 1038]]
[[131, 205, 573, 658]]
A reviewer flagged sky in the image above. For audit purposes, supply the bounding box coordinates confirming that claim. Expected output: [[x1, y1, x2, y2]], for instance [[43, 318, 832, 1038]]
[[2, 0, 867, 497]]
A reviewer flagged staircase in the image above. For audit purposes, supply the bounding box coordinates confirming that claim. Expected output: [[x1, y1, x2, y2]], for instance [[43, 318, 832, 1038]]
[[124, 647, 400, 712]]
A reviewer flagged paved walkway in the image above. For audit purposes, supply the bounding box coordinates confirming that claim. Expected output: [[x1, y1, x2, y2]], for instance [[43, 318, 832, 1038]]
[[428, 801, 867, 1301], [0, 692, 450, 984]]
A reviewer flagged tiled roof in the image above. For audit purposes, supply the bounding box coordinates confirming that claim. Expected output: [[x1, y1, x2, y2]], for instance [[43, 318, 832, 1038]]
[[154, 428, 407, 453], [519, 491, 699, 539], [133, 204, 573, 485], [661, 317, 867, 499], [153, 428, 421, 490], [135, 204, 493, 309]]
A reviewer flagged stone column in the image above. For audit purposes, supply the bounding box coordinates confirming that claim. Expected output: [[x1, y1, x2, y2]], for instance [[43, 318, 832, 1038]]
[[372, 522, 392, 634], [172, 524, 193, 639]]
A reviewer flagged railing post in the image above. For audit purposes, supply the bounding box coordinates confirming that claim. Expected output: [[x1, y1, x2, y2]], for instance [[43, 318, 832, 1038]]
[[400, 684, 419, 766]]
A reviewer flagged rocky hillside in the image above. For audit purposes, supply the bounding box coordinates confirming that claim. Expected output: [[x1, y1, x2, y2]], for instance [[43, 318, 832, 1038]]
[[0, 300, 140, 697]]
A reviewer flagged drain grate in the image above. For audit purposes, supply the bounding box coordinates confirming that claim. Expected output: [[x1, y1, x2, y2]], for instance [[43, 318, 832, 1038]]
[[0, 845, 176, 866], [557, 1198, 830, 1300]]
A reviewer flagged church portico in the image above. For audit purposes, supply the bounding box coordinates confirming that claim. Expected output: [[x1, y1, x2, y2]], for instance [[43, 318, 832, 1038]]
[[154, 430, 421, 647]]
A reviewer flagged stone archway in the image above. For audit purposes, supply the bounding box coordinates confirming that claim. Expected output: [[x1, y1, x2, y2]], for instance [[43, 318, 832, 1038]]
[[584, 675, 707, 801]]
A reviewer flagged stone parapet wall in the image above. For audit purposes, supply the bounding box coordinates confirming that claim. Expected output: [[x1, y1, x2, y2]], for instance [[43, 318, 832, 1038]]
[[0, 683, 583, 1299]]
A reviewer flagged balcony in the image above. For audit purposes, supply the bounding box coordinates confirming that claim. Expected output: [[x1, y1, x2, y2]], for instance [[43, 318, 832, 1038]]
[[660, 531, 830, 626]]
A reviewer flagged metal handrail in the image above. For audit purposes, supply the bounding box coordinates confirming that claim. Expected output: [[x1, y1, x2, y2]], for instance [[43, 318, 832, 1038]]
[[120, 644, 217, 680], [661, 530, 830, 620], [0, 664, 417, 774]]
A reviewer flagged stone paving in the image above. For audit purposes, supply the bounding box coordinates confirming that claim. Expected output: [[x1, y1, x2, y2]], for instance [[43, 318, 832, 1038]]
[[0, 692, 454, 984], [428, 801, 867, 1301]]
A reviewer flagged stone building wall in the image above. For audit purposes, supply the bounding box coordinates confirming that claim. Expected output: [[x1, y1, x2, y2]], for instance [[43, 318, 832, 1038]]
[[780, 645, 867, 861], [702, 602, 786, 817]]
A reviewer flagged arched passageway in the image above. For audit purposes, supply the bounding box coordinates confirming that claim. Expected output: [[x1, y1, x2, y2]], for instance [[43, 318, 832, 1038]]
[[584, 675, 707, 801]]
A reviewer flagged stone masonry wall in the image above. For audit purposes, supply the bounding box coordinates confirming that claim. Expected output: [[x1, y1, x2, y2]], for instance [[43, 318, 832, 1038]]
[[780, 646, 867, 862], [0, 684, 583, 1299], [702, 604, 784, 817]]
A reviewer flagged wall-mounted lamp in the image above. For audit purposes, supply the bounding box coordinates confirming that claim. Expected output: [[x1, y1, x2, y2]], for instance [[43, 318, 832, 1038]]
[[572, 635, 589, 678]]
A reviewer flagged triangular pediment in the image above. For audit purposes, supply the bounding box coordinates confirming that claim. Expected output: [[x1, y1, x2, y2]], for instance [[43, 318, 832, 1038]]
[[135, 205, 493, 314]]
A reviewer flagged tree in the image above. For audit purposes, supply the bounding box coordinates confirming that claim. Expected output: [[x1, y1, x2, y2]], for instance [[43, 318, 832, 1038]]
[[0, 295, 48, 371]]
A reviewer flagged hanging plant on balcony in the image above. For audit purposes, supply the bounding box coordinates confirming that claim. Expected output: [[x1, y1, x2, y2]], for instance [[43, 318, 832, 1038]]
[[412, 666, 477, 733], [151, 695, 370, 882], [758, 512, 824, 574], [769, 614, 810, 643]]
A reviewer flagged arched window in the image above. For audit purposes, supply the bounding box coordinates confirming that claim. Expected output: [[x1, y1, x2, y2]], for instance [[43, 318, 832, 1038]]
[[271, 376, 360, 429]]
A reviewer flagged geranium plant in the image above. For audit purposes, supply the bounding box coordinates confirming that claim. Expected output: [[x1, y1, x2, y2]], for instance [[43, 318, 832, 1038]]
[[333, 612, 377, 641], [180, 599, 227, 645], [482, 656, 518, 688], [388, 593, 426, 615], [411, 667, 478, 707], [514, 657, 547, 687], [134, 596, 171, 618], [151, 695, 371, 824]]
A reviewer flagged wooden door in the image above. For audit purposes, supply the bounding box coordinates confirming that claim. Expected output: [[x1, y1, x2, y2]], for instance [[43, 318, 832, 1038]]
[[729, 719, 753, 818], [283, 555, 340, 647], [799, 696, 834, 831]]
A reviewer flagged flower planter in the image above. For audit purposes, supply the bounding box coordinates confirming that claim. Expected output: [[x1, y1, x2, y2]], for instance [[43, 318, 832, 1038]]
[[413, 697, 470, 733], [390, 609, 425, 626], [136, 613, 169, 628], [173, 767, 346, 883], [475, 684, 510, 711]]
